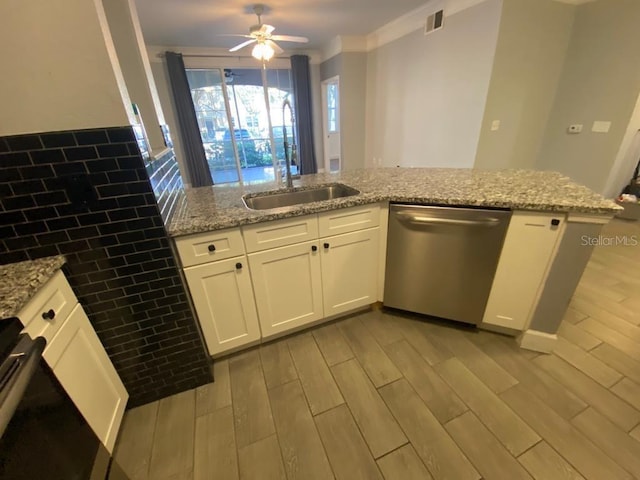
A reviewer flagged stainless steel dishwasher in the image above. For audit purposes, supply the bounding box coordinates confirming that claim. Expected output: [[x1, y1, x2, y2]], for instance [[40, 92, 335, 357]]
[[384, 204, 511, 325]]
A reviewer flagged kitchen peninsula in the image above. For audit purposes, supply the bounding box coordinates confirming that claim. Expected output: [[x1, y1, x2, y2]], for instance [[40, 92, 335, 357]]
[[167, 168, 618, 235], [166, 168, 620, 357]]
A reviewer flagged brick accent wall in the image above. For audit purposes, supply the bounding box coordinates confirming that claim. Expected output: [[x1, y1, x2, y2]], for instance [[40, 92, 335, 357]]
[[0, 126, 212, 407], [145, 147, 183, 223]]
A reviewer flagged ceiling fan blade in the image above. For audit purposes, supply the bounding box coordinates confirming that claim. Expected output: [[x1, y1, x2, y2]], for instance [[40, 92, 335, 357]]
[[229, 39, 256, 52], [271, 34, 309, 44], [266, 40, 284, 54], [260, 24, 275, 35], [217, 34, 254, 38]]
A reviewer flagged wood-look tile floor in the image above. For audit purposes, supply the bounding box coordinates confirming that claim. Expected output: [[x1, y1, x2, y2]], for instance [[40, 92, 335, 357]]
[[113, 218, 640, 480]]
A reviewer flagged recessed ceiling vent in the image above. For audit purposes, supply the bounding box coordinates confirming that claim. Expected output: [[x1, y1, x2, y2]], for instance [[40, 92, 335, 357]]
[[425, 10, 444, 35]]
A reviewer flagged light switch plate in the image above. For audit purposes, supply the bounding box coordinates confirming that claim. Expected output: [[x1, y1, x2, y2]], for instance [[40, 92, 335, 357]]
[[490, 120, 500, 131], [592, 121, 611, 133]]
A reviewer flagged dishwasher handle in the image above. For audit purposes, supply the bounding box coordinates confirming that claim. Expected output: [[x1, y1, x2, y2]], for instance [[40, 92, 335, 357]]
[[395, 211, 502, 228]]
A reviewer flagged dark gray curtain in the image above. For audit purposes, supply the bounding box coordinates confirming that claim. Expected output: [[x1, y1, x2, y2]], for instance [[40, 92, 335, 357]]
[[165, 51, 213, 187], [290, 55, 317, 175]]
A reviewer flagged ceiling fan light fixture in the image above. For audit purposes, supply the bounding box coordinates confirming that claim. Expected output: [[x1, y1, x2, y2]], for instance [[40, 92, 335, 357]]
[[252, 42, 274, 61], [224, 5, 308, 57]]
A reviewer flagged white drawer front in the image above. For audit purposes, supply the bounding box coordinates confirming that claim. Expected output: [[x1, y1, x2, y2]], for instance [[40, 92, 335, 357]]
[[243, 215, 319, 253], [175, 228, 245, 267], [318, 204, 380, 237], [20, 269, 77, 345]]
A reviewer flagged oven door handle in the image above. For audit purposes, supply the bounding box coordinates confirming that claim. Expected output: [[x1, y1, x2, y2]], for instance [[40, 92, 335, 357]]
[[0, 335, 46, 438]]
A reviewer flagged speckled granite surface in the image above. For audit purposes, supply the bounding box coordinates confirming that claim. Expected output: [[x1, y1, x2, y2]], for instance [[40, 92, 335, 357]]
[[0, 256, 66, 320], [167, 168, 621, 237]]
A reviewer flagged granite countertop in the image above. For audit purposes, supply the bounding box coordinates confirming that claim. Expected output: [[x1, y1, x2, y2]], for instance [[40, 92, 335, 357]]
[[167, 168, 621, 237], [0, 256, 66, 320]]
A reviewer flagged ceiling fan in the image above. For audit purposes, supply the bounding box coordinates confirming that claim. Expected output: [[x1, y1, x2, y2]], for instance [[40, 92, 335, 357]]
[[221, 5, 309, 61]]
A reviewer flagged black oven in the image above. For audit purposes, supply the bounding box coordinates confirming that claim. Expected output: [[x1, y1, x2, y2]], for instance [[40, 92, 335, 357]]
[[0, 318, 127, 480]]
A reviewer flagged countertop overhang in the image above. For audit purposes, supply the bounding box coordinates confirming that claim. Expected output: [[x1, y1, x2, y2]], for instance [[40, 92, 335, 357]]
[[0, 256, 66, 320], [167, 168, 621, 237]]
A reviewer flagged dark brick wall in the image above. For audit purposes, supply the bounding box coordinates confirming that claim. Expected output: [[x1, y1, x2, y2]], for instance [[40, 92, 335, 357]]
[[0, 126, 212, 407]]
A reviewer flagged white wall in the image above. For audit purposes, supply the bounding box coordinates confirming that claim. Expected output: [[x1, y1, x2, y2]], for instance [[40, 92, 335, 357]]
[[340, 52, 368, 170], [319, 52, 368, 170], [309, 63, 325, 171], [536, 0, 640, 194], [150, 59, 191, 183], [474, 0, 575, 170], [0, 0, 132, 136], [102, 0, 167, 153], [320, 55, 340, 82], [365, 0, 502, 168]]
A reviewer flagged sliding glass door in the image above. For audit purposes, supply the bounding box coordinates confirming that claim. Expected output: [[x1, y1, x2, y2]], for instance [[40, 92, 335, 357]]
[[186, 68, 294, 185]]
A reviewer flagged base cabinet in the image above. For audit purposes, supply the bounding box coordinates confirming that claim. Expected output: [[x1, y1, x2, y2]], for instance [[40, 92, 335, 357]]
[[177, 204, 383, 354], [248, 240, 323, 337], [177, 205, 572, 355], [43, 304, 127, 453], [482, 212, 565, 330], [184, 256, 260, 355], [19, 270, 128, 454], [321, 228, 380, 317]]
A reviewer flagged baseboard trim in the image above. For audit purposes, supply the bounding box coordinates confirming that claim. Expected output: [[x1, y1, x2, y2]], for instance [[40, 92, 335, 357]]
[[517, 329, 557, 353]]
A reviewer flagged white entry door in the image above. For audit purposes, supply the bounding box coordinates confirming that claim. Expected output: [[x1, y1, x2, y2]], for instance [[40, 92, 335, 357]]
[[322, 77, 341, 172]]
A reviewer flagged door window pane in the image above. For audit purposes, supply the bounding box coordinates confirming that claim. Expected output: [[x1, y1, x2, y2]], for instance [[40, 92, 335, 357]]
[[187, 69, 239, 183], [327, 83, 338, 133]]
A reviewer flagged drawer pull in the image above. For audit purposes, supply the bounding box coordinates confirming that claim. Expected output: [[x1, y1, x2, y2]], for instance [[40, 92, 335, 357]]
[[311, 245, 318, 252], [551, 219, 560, 226], [235, 262, 243, 270], [323, 242, 330, 249], [42, 309, 56, 321], [208, 244, 216, 252]]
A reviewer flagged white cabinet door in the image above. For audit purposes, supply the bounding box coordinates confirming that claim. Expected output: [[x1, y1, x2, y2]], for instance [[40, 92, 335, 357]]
[[184, 256, 260, 356], [44, 304, 128, 453], [248, 240, 323, 337], [321, 228, 380, 317], [483, 212, 565, 330]]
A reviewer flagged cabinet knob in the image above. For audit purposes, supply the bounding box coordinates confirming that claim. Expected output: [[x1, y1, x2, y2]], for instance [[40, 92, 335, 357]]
[[42, 309, 56, 321], [323, 242, 330, 249], [551, 219, 560, 226], [311, 245, 318, 252], [208, 244, 216, 252], [235, 262, 243, 270]]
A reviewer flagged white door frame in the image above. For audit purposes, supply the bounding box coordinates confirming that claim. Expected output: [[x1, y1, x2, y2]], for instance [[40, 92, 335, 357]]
[[321, 76, 340, 172]]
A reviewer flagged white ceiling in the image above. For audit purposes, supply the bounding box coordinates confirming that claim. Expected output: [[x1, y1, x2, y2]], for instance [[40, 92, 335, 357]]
[[134, 0, 429, 50]]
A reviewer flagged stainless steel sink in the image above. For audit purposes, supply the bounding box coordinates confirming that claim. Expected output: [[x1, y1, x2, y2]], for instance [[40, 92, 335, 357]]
[[243, 183, 360, 210]]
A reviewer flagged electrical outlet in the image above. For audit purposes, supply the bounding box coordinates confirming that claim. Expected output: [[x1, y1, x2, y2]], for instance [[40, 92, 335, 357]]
[[491, 120, 500, 131], [567, 124, 583, 134]]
